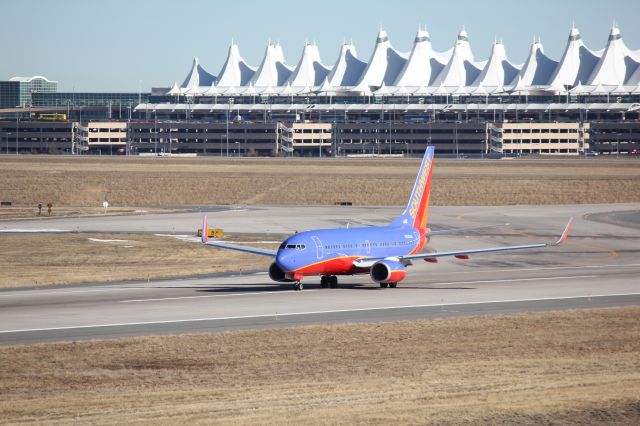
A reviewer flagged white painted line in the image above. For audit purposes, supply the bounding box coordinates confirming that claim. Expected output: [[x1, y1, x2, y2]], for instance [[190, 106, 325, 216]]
[[1, 292, 639, 334], [0, 287, 149, 298], [0, 229, 68, 233], [120, 289, 319, 303], [87, 238, 130, 243]]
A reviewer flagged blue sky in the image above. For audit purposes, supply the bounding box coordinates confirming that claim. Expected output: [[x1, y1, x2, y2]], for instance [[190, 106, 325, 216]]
[[1, 0, 639, 91]]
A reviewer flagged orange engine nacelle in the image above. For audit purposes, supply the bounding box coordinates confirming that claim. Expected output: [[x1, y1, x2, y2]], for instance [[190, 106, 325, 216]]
[[370, 260, 407, 284]]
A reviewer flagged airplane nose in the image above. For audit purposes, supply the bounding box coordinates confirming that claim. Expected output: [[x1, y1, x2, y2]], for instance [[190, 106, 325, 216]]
[[276, 251, 294, 272]]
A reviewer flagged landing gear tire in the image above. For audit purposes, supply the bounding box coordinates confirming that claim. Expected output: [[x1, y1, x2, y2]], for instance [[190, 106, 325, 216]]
[[389, 283, 397, 288], [320, 276, 329, 288], [329, 276, 338, 288], [294, 282, 304, 291], [380, 282, 388, 288]]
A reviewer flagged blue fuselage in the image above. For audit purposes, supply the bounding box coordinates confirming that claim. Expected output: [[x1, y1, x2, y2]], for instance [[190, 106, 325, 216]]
[[275, 225, 426, 275]]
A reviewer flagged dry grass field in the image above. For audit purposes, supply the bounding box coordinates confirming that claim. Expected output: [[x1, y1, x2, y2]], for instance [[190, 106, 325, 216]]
[[0, 233, 273, 288], [0, 307, 638, 424], [0, 205, 184, 220], [1, 156, 639, 208]]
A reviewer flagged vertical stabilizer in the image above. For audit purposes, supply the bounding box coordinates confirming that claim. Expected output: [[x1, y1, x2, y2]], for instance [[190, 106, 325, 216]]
[[390, 147, 435, 229]]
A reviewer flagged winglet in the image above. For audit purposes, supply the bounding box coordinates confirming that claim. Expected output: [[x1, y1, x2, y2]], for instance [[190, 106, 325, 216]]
[[553, 217, 573, 246], [201, 215, 209, 243]]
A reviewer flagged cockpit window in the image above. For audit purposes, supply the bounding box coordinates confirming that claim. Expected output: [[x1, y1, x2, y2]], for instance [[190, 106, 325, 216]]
[[282, 244, 306, 250]]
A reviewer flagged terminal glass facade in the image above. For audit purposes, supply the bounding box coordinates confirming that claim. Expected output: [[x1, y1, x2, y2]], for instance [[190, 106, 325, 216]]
[[32, 92, 149, 107]]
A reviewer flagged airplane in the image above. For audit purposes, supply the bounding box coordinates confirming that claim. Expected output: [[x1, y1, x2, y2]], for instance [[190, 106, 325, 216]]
[[200, 146, 572, 290]]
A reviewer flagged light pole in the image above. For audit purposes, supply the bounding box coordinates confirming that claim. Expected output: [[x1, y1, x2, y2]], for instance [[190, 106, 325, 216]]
[[226, 98, 234, 157]]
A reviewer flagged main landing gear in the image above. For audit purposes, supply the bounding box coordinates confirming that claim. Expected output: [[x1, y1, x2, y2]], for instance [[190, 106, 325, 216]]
[[294, 281, 304, 291], [380, 282, 398, 288], [320, 275, 338, 289]]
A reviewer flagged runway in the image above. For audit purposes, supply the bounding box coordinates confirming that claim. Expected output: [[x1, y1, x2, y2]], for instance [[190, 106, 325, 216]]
[[1, 203, 639, 344]]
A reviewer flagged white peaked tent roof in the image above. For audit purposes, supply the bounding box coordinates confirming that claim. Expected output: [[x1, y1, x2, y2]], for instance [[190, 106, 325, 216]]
[[431, 82, 448, 95], [216, 43, 256, 87], [432, 29, 482, 87], [258, 85, 278, 95], [180, 57, 216, 91], [278, 83, 294, 96], [167, 82, 181, 96], [394, 28, 445, 87], [240, 83, 258, 96], [548, 26, 601, 88], [287, 42, 331, 87], [587, 83, 608, 94], [250, 42, 294, 87], [395, 85, 411, 95], [568, 81, 588, 94], [512, 40, 558, 87], [203, 83, 219, 96], [327, 43, 366, 86], [625, 61, 640, 86], [412, 84, 429, 95], [374, 82, 395, 95], [588, 25, 638, 86], [170, 27, 640, 95], [354, 30, 408, 90], [472, 41, 520, 87], [608, 83, 628, 94], [317, 77, 334, 94], [295, 84, 313, 94], [471, 83, 490, 95]]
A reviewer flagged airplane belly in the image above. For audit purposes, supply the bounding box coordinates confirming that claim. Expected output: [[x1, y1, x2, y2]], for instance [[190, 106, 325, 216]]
[[295, 255, 361, 276]]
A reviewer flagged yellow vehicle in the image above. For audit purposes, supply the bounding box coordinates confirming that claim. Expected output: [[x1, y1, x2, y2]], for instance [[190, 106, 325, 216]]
[[37, 113, 67, 121], [197, 228, 224, 238]]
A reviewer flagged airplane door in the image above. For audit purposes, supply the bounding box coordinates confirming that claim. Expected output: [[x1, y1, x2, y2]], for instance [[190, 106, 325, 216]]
[[311, 236, 323, 260]]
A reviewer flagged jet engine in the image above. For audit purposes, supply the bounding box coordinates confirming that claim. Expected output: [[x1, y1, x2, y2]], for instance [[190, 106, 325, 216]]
[[268, 262, 296, 282], [370, 259, 407, 283]]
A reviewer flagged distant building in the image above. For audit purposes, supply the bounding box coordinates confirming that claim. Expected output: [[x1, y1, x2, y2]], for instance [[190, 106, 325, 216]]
[[0, 76, 57, 108], [32, 92, 148, 108], [489, 122, 590, 155]]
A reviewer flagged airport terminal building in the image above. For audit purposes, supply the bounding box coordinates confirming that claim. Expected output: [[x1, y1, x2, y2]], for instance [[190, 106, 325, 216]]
[[1, 26, 640, 156]]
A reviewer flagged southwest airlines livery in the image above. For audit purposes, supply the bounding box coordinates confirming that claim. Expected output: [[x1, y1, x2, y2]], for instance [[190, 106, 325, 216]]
[[201, 147, 572, 290]]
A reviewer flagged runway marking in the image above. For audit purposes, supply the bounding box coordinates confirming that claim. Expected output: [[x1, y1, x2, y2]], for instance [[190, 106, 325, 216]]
[[120, 289, 320, 303], [1, 292, 639, 335], [0, 228, 68, 233]]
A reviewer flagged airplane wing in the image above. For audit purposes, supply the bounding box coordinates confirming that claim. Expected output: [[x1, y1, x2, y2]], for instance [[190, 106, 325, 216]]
[[353, 217, 573, 268], [200, 215, 277, 257], [203, 240, 277, 257]]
